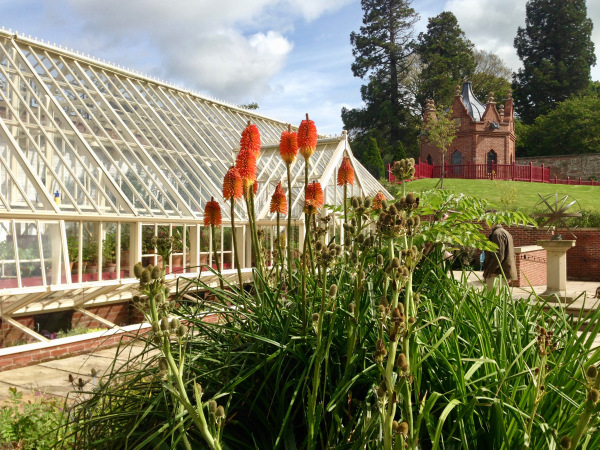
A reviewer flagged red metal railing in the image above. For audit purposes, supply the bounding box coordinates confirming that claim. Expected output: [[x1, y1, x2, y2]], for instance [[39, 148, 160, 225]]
[[388, 159, 600, 186]]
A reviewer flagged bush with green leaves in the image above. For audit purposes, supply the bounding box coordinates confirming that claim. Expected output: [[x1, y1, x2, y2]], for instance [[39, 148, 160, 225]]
[[0, 387, 73, 449]]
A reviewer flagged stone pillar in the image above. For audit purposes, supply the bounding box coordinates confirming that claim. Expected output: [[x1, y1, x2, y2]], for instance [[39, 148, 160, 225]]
[[537, 240, 575, 299]]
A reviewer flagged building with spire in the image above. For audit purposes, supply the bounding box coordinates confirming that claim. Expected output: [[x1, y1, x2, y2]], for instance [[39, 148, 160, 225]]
[[419, 81, 516, 170]]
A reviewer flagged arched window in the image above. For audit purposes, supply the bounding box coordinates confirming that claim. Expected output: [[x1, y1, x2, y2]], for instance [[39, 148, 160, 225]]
[[451, 150, 462, 165], [426, 154, 433, 165], [487, 150, 497, 173], [451, 150, 463, 176]]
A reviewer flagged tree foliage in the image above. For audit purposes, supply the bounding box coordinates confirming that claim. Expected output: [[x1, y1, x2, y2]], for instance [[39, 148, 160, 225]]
[[512, 0, 596, 124], [471, 49, 512, 101], [518, 91, 600, 156], [415, 11, 474, 110], [423, 106, 457, 188], [362, 135, 385, 179], [343, 0, 421, 169]]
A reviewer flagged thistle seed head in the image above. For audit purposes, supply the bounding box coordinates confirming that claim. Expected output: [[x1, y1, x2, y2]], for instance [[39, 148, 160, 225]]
[[351, 197, 359, 208], [377, 254, 384, 266], [381, 199, 388, 210], [560, 436, 572, 449], [391, 257, 400, 268], [364, 197, 372, 208], [398, 421, 409, 437], [170, 318, 180, 330], [152, 321, 160, 333], [209, 400, 218, 414], [160, 317, 170, 332], [589, 388, 600, 403], [216, 405, 226, 419], [151, 265, 161, 280], [329, 284, 338, 298], [315, 241, 323, 251], [348, 302, 355, 314], [397, 353, 409, 372], [140, 269, 151, 284], [158, 358, 168, 371], [133, 262, 143, 278], [312, 313, 320, 323], [586, 365, 598, 380], [177, 325, 188, 337], [406, 193, 416, 204]]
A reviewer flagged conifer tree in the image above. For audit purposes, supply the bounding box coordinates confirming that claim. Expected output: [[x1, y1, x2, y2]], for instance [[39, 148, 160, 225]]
[[362, 136, 385, 179], [342, 0, 420, 162], [416, 11, 475, 110], [512, 0, 596, 124]]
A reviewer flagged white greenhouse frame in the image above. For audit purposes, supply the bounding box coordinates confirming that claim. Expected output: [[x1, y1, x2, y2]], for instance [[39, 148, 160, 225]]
[[0, 29, 391, 345]]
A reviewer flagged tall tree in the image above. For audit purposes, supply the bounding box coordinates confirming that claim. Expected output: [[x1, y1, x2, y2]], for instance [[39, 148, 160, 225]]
[[471, 49, 512, 101], [342, 0, 420, 170], [415, 11, 475, 110], [512, 0, 596, 124], [362, 135, 385, 179]]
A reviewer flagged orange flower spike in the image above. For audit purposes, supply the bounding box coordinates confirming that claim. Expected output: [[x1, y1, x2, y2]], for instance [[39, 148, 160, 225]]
[[241, 121, 261, 158], [222, 166, 243, 202], [279, 125, 298, 166], [372, 191, 385, 210], [270, 182, 288, 215], [304, 181, 324, 215], [235, 147, 257, 194], [337, 156, 355, 186], [297, 113, 317, 161], [204, 197, 222, 228]]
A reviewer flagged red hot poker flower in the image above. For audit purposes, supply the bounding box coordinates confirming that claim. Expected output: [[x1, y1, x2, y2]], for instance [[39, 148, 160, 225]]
[[297, 114, 317, 161], [279, 129, 298, 166], [235, 147, 257, 194], [270, 182, 288, 215], [204, 197, 222, 227], [337, 156, 355, 186], [304, 181, 324, 215], [241, 122, 261, 158], [372, 191, 385, 210], [222, 166, 243, 202]]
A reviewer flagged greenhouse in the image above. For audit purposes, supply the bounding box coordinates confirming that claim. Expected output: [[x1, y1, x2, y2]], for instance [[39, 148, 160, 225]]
[[0, 29, 389, 345]]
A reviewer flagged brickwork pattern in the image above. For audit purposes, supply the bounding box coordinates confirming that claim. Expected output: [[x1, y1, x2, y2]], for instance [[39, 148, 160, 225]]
[[517, 154, 600, 181], [512, 249, 547, 287]]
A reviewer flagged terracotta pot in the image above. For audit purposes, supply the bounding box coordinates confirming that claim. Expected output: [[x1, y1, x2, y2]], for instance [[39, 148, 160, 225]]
[[105, 262, 117, 273]]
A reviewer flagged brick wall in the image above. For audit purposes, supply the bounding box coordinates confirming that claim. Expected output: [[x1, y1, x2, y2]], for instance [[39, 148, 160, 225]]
[[512, 248, 547, 287], [1, 301, 143, 348], [516, 154, 600, 181], [0, 328, 147, 372], [480, 224, 599, 282]]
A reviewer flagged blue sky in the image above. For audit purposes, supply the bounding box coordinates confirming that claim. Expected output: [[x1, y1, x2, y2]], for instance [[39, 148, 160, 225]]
[[1, 0, 599, 135]]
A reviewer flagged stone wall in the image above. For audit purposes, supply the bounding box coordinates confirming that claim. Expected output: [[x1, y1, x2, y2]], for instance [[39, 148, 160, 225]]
[[516, 154, 600, 181]]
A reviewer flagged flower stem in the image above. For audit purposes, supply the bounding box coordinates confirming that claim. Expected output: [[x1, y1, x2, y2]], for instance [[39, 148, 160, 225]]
[[286, 164, 293, 288], [211, 225, 224, 291], [230, 201, 244, 299]]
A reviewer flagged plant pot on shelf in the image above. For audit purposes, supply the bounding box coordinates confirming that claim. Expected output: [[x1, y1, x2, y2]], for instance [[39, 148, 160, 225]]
[[105, 262, 117, 273], [87, 264, 98, 274], [172, 254, 183, 267]]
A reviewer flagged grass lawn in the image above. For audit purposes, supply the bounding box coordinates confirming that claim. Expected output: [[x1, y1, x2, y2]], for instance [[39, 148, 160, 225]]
[[398, 178, 600, 213]]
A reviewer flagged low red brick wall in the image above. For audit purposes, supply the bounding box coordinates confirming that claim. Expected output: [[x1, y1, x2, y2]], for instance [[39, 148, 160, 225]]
[[0, 329, 146, 372], [512, 248, 547, 287], [480, 225, 599, 282]]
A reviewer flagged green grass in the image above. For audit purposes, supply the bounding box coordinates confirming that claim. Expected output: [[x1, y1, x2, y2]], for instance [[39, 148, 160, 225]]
[[400, 178, 600, 213]]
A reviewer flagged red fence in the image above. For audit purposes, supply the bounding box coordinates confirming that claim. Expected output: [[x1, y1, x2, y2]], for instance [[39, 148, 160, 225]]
[[389, 160, 600, 186]]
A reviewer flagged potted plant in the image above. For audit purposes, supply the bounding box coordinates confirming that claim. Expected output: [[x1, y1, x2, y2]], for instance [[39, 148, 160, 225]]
[[171, 227, 184, 268], [102, 231, 117, 273], [83, 239, 98, 274], [66, 234, 78, 273]]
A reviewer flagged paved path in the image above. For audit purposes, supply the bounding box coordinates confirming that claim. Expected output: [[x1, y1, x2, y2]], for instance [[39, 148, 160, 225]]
[[0, 343, 158, 403]]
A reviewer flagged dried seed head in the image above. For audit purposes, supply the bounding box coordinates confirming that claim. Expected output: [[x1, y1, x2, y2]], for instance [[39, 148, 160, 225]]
[[364, 197, 372, 208], [196, 383, 203, 398], [376, 339, 385, 351], [377, 304, 386, 316], [177, 325, 188, 337], [391, 257, 400, 268], [392, 421, 400, 433], [398, 421, 409, 437], [158, 358, 168, 371], [216, 405, 226, 419], [170, 318, 180, 330], [312, 313, 320, 323], [351, 197, 360, 208], [406, 193, 416, 204], [209, 400, 218, 414], [376, 381, 386, 398], [408, 317, 415, 324], [397, 353, 409, 372], [414, 216, 421, 226], [407, 217, 415, 227], [133, 262, 143, 278], [381, 199, 388, 210], [151, 265, 161, 280], [315, 241, 323, 251], [140, 269, 151, 284], [329, 284, 338, 298], [586, 365, 598, 380], [153, 335, 162, 345], [348, 303, 355, 314], [160, 317, 170, 331], [589, 388, 600, 403], [391, 307, 402, 322], [377, 254, 384, 266], [152, 321, 160, 333], [397, 303, 404, 314], [560, 436, 572, 449], [388, 205, 398, 216]]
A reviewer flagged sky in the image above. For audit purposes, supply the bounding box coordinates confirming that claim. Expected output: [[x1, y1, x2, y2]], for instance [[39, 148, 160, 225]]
[[1, 0, 599, 136]]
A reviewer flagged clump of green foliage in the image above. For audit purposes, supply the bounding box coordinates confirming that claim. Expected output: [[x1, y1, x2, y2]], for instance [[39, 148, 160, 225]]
[[0, 388, 73, 449]]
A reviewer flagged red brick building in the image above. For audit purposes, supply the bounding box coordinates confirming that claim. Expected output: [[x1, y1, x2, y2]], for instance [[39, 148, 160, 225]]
[[420, 82, 516, 169]]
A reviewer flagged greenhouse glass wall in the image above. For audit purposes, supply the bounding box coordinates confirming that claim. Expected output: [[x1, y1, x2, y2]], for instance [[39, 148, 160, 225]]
[[0, 29, 390, 346]]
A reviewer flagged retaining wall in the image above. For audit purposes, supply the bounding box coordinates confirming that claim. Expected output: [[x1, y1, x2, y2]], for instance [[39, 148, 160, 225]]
[[516, 154, 600, 181]]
